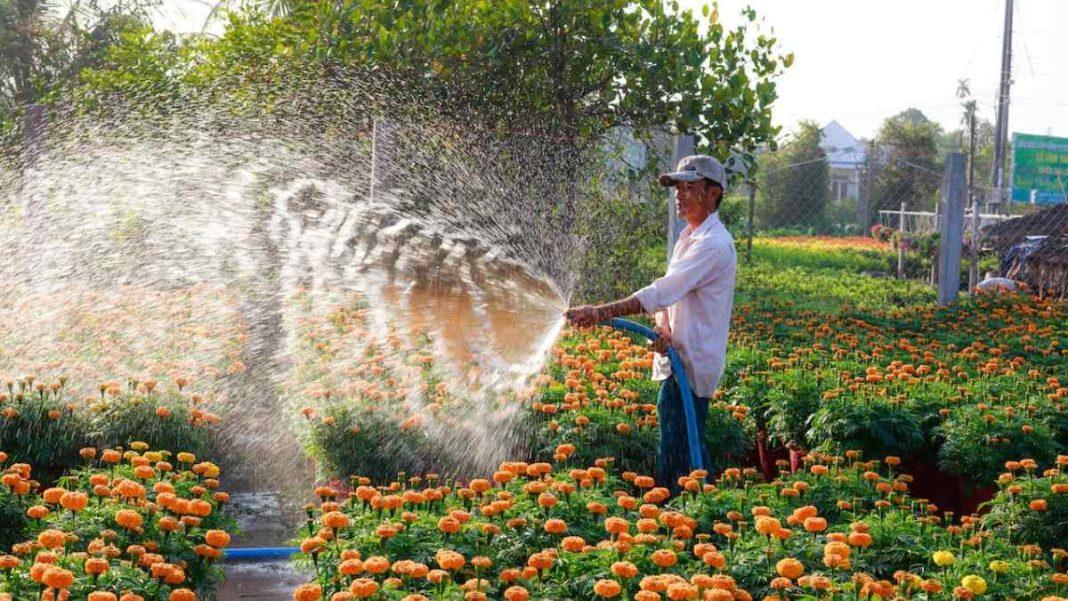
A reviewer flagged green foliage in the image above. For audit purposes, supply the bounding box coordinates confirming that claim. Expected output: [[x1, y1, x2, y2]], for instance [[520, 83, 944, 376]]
[[573, 184, 666, 303], [0, 0, 153, 140], [304, 402, 449, 483], [702, 404, 751, 474], [86, 391, 212, 460], [808, 397, 926, 460], [937, 405, 1058, 487], [983, 470, 1068, 550], [765, 369, 822, 449], [0, 485, 26, 552], [869, 109, 943, 219], [0, 387, 214, 480], [0, 392, 88, 478], [756, 121, 830, 230]]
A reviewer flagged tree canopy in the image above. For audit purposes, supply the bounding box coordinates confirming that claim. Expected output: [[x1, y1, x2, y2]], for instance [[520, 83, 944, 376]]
[[64, 0, 791, 163]]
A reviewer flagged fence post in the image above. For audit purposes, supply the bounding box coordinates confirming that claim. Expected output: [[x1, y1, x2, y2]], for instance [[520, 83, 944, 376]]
[[666, 134, 695, 262], [968, 200, 981, 291], [896, 201, 906, 279], [937, 153, 966, 305], [745, 180, 756, 263], [22, 104, 46, 171]]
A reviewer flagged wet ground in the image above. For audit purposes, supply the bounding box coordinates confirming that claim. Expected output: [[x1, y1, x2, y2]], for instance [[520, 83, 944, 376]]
[[218, 491, 311, 600]]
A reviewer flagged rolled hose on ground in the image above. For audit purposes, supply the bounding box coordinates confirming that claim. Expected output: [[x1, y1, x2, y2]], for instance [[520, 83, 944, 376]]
[[222, 319, 703, 562]]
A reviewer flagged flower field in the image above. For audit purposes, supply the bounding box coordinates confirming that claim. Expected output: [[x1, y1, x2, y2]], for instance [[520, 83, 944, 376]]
[[288, 273, 1066, 599], [0, 237, 1065, 600], [0, 444, 235, 600], [290, 453, 1068, 600]]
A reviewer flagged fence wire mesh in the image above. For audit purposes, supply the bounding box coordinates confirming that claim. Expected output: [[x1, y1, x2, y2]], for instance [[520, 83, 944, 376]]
[[734, 139, 1068, 298]]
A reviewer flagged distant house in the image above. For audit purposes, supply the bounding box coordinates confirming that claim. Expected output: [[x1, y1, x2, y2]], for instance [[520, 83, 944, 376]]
[[820, 121, 866, 203]]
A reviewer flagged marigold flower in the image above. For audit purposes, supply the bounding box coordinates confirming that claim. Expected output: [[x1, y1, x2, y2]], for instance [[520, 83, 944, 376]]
[[435, 550, 465, 571], [594, 579, 623, 598], [933, 551, 955, 566], [544, 518, 567, 534], [961, 575, 987, 595], [59, 492, 88, 512], [42, 566, 74, 589], [293, 584, 321, 601], [343, 578, 377, 598], [37, 529, 66, 549], [612, 561, 638, 579], [651, 549, 677, 568], [776, 558, 804, 579]]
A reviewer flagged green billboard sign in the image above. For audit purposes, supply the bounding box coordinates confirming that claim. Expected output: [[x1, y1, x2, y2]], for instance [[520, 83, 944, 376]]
[[1011, 133, 1068, 205]]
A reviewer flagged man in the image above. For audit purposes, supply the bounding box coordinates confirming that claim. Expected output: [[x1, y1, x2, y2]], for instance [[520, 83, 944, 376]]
[[565, 154, 737, 490]]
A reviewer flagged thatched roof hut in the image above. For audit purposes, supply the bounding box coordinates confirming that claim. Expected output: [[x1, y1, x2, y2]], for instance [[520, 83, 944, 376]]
[[982, 205, 1068, 298]]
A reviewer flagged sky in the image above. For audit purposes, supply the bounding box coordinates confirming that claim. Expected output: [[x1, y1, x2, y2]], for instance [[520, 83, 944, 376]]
[[154, 0, 1068, 142], [684, 0, 1067, 141]]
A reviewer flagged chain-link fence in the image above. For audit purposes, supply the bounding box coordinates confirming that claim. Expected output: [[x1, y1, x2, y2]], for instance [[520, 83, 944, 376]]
[[732, 138, 1068, 297]]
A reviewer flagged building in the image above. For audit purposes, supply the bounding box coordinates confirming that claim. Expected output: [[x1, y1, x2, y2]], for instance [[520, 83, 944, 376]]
[[820, 120, 866, 202]]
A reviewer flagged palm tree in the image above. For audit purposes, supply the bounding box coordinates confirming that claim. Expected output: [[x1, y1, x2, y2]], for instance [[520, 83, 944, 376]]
[[956, 78, 977, 148], [200, 0, 297, 30]]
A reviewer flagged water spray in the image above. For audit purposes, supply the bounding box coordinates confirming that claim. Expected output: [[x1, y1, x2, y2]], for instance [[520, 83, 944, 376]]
[[220, 317, 703, 562]]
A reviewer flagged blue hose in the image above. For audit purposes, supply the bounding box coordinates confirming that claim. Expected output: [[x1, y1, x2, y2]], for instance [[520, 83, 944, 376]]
[[605, 318, 704, 472], [224, 547, 300, 561]]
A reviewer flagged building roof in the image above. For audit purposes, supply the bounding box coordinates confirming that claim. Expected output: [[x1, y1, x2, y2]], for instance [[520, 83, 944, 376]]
[[820, 120, 866, 168]]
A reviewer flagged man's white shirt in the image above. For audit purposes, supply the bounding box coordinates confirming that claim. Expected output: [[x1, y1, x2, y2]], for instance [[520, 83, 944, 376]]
[[633, 211, 736, 398]]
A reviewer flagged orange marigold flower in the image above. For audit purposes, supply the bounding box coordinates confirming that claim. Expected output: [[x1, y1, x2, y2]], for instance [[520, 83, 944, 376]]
[[37, 529, 66, 550], [776, 558, 804, 579], [651, 549, 677, 568], [293, 584, 321, 601], [665, 583, 697, 600], [544, 519, 567, 534], [435, 550, 465, 571], [612, 561, 638, 579], [204, 530, 231, 548], [348, 578, 380, 598], [362, 556, 389, 574], [42, 566, 74, 590], [594, 579, 623, 598], [115, 510, 143, 530]]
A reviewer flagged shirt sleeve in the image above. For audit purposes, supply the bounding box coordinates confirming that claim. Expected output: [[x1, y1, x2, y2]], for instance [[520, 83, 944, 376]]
[[634, 239, 721, 314]]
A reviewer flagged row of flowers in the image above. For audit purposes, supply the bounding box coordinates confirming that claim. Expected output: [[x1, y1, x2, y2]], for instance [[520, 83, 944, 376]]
[[0, 377, 221, 475], [536, 290, 1065, 488], [287, 453, 1068, 600], [0, 444, 235, 600]]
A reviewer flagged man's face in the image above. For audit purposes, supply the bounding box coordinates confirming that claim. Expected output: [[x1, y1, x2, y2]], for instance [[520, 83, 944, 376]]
[[674, 179, 711, 220]]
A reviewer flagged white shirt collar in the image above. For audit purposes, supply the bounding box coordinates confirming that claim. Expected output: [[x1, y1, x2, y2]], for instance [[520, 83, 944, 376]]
[[680, 211, 721, 239]]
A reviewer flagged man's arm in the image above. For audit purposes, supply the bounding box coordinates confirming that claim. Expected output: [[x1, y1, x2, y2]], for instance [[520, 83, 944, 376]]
[[564, 296, 642, 328]]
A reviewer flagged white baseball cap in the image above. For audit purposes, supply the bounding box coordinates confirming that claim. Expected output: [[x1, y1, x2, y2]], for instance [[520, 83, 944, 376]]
[[658, 154, 727, 192]]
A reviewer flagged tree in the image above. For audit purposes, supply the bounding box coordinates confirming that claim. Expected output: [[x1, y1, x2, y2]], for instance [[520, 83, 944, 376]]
[[755, 120, 829, 230], [69, 0, 791, 230], [869, 109, 942, 217], [0, 0, 155, 141]]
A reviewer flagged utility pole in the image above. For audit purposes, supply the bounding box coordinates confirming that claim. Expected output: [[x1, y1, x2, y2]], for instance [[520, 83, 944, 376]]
[[990, 0, 1013, 215], [967, 112, 980, 291]]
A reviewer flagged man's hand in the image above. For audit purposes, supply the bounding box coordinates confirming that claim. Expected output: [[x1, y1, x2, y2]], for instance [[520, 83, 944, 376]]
[[564, 305, 602, 328], [650, 324, 673, 354]]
